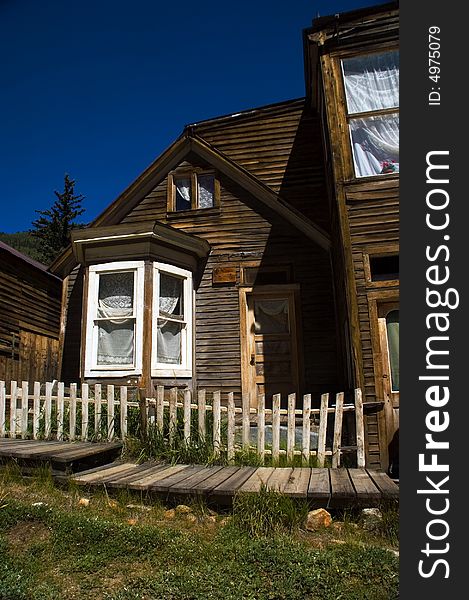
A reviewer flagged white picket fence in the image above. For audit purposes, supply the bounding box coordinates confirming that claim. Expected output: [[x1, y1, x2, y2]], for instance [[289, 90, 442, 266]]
[[0, 380, 365, 467]]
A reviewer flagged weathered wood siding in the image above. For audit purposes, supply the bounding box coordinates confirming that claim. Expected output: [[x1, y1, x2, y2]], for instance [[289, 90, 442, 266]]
[[121, 162, 338, 402], [0, 245, 61, 384]]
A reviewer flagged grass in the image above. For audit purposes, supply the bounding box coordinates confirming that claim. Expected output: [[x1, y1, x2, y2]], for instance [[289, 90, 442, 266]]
[[0, 465, 399, 600]]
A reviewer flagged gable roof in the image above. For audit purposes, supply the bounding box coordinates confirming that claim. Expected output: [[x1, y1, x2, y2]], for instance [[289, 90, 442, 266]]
[[50, 112, 331, 276], [0, 240, 61, 280]]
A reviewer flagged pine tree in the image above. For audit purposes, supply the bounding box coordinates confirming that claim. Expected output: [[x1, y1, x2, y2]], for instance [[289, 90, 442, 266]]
[[31, 174, 85, 264]]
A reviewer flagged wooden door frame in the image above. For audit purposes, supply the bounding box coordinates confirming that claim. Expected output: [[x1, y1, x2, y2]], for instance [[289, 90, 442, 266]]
[[368, 290, 399, 469], [239, 285, 303, 408]]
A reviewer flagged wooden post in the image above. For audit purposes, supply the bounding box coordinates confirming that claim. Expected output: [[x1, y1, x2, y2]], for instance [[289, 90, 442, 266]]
[[198, 388, 206, 441], [120, 386, 128, 439], [287, 393, 296, 463], [44, 381, 52, 439], [32, 381, 41, 440], [138, 387, 148, 441], [227, 392, 235, 463], [302, 393, 311, 466], [354, 388, 366, 468], [57, 381, 65, 441], [213, 390, 221, 457], [272, 393, 281, 465], [10, 381, 17, 438], [169, 387, 178, 446], [81, 383, 89, 440], [69, 383, 77, 442], [332, 392, 345, 468], [107, 384, 115, 441], [242, 392, 250, 451], [317, 393, 329, 468], [0, 381, 5, 437], [94, 383, 102, 439], [257, 394, 265, 465], [156, 385, 164, 434], [183, 388, 191, 444], [21, 381, 29, 439]]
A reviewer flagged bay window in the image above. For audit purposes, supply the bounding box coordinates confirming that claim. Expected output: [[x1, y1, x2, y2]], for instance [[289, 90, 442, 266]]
[[341, 50, 399, 177], [152, 263, 193, 377], [85, 261, 144, 376]]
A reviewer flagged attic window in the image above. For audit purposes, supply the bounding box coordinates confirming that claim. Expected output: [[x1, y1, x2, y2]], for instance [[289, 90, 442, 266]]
[[168, 172, 219, 212]]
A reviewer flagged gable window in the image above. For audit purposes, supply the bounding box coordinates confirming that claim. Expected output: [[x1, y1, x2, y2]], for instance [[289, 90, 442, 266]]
[[169, 171, 218, 212], [152, 263, 193, 377], [342, 50, 399, 178], [85, 261, 144, 376]]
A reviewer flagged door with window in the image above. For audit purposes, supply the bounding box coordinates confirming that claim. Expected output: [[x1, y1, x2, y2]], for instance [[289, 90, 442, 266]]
[[378, 303, 399, 410], [241, 289, 301, 407]]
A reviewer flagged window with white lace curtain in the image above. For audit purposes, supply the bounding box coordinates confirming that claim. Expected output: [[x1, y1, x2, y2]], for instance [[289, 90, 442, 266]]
[[84, 261, 144, 376], [168, 171, 218, 212], [341, 50, 399, 178], [152, 263, 193, 377]]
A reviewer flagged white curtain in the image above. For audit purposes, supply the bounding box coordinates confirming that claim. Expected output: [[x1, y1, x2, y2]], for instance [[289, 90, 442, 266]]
[[175, 178, 191, 210], [198, 175, 214, 208], [254, 299, 289, 334], [350, 114, 399, 177], [343, 51, 399, 114], [96, 272, 135, 365], [157, 273, 183, 364]]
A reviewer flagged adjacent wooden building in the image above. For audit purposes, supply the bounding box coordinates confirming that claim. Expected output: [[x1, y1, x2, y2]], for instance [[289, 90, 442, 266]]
[[49, 1, 399, 471], [0, 241, 62, 383], [304, 1, 399, 470]]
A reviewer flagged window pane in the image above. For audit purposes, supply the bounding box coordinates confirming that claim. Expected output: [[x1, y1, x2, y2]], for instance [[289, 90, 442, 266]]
[[350, 113, 399, 177], [157, 319, 182, 364], [97, 320, 135, 365], [159, 273, 183, 318], [342, 50, 399, 114], [386, 310, 399, 391], [175, 177, 192, 211], [254, 299, 289, 334], [197, 175, 214, 208], [98, 272, 134, 318]]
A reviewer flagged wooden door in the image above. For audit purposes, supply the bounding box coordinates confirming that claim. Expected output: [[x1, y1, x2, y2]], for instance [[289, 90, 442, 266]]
[[377, 302, 399, 474], [242, 289, 300, 407]]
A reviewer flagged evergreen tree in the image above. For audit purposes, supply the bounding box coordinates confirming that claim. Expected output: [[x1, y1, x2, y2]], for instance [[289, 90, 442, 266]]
[[31, 174, 85, 264]]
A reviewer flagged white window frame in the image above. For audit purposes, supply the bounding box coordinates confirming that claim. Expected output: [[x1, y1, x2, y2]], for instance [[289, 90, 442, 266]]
[[84, 260, 144, 377], [152, 262, 193, 377]]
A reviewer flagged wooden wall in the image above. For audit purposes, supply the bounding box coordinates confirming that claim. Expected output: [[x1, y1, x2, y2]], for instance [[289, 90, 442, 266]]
[[62, 101, 341, 403], [0, 246, 61, 384]]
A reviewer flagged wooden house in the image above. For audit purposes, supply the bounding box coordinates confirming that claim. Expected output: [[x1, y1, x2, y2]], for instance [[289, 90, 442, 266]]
[[0, 241, 62, 383], [304, 1, 399, 471], [50, 100, 344, 410], [49, 1, 399, 471]]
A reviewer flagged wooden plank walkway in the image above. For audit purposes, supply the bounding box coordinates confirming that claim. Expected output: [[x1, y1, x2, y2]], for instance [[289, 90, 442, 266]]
[[71, 461, 399, 508], [0, 438, 123, 473]]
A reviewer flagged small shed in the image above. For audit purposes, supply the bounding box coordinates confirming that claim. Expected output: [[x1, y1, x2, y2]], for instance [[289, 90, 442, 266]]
[[0, 241, 62, 384]]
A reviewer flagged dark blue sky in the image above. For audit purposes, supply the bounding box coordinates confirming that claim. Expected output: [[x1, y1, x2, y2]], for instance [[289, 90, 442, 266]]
[[1, 0, 374, 232]]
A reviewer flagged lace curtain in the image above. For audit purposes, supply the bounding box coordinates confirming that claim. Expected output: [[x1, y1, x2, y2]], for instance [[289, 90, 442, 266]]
[[175, 177, 191, 211], [157, 273, 183, 364], [343, 51, 399, 177], [198, 175, 214, 208], [342, 51, 399, 114], [350, 114, 399, 177], [254, 299, 289, 334], [97, 272, 135, 365]]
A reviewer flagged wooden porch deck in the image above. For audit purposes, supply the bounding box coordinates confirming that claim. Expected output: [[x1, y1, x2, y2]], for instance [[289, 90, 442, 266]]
[[71, 461, 398, 508], [0, 439, 398, 507], [0, 438, 123, 473]]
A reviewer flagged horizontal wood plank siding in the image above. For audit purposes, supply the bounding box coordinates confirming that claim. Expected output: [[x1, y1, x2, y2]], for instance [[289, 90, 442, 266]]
[[0, 246, 61, 384]]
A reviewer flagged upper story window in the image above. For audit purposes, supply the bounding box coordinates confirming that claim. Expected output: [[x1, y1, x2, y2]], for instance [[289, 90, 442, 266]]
[[168, 171, 219, 212], [342, 50, 399, 178]]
